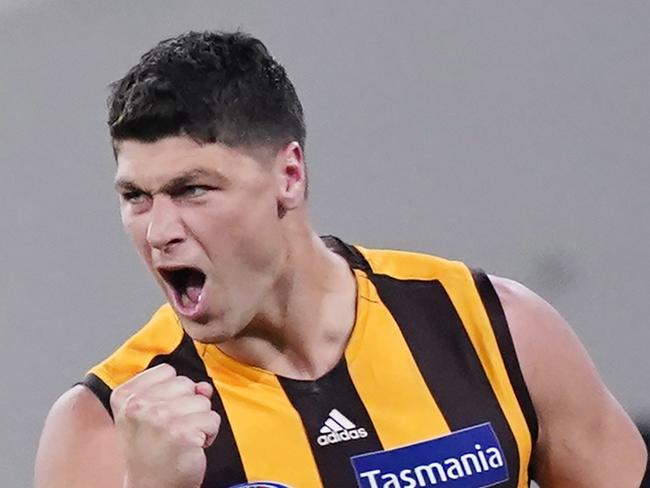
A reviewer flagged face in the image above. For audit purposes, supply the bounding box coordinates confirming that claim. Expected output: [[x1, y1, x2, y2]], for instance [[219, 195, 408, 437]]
[[115, 136, 302, 343]]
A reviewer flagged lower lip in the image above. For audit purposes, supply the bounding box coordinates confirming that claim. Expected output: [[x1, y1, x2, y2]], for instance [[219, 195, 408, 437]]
[[170, 284, 208, 320]]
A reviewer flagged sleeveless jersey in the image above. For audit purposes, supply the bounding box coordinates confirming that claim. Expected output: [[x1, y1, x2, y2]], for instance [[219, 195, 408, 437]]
[[82, 237, 537, 488]]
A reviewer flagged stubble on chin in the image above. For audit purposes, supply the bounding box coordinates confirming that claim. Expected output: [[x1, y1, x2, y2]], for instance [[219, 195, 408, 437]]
[[178, 313, 234, 345]]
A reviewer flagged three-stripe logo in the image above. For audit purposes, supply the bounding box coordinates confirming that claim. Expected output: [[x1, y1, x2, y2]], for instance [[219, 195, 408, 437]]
[[317, 409, 368, 446]]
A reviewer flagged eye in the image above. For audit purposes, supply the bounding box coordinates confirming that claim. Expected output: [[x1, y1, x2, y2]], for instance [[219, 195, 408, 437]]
[[177, 185, 211, 198], [122, 191, 147, 205]]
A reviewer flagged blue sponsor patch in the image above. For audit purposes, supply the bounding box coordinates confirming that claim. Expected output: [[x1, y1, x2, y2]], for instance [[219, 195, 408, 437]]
[[229, 483, 292, 488], [351, 423, 508, 488]]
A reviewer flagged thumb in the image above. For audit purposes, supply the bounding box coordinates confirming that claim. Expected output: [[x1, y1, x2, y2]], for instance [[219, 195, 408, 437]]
[[195, 381, 214, 398]]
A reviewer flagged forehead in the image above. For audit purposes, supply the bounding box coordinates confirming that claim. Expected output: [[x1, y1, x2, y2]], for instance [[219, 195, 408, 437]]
[[114, 136, 263, 186]]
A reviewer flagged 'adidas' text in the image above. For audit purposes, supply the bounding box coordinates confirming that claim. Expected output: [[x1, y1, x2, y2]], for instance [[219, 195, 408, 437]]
[[317, 409, 368, 446]]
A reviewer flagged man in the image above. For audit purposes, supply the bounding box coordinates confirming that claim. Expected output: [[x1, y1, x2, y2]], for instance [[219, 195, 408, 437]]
[[35, 31, 646, 488]]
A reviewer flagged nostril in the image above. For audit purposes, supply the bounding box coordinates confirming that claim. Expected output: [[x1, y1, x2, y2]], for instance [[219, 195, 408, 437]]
[[146, 218, 186, 250], [161, 238, 184, 253]]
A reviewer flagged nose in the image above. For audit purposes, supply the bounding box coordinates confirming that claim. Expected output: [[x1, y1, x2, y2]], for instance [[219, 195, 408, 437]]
[[146, 195, 186, 252]]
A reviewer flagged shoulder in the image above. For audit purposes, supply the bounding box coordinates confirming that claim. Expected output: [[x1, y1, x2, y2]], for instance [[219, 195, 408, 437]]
[[488, 274, 597, 414], [43, 384, 112, 427], [354, 244, 469, 281], [487, 275, 605, 407], [35, 385, 124, 487], [87, 304, 184, 390], [488, 275, 647, 485], [39, 385, 115, 439], [488, 276, 562, 381], [79, 304, 187, 418]]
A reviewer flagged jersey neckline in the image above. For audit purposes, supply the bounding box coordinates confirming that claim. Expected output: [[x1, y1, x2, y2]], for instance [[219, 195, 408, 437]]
[[198, 267, 370, 386]]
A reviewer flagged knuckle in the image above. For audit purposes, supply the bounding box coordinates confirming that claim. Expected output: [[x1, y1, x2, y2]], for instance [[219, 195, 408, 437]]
[[184, 429, 205, 446], [109, 390, 123, 410], [122, 395, 144, 419], [197, 395, 212, 410], [176, 375, 194, 390], [155, 363, 176, 375], [110, 385, 131, 408], [148, 404, 171, 426], [209, 410, 221, 428]]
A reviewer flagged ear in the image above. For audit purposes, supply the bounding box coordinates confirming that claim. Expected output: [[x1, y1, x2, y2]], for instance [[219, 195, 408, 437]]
[[274, 141, 307, 211]]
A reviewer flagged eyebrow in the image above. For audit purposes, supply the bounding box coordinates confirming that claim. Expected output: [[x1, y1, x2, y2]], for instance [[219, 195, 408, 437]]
[[114, 168, 227, 194]]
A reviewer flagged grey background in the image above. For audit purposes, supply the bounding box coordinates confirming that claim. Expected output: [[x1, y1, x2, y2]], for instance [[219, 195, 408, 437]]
[[2, 1, 648, 486]]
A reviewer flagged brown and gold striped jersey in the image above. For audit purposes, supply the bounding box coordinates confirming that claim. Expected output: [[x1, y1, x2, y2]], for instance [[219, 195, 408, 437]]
[[82, 237, 537, 488]]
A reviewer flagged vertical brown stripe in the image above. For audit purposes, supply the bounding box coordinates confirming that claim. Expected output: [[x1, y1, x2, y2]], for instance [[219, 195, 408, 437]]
[[436, 268, 533, 487], [346, 275, 450, 449], [80, 374, 114, 418], [370, 274, 521, 488], [148, 333, 247, 488], [203, 345, 324, 487], [278, 359, 383, 488], [471, 269, 539, 448]]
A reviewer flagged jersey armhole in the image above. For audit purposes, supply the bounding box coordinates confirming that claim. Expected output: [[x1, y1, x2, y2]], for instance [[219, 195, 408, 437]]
[[471, 268, 539, 449], [76, 373, 114, 419]]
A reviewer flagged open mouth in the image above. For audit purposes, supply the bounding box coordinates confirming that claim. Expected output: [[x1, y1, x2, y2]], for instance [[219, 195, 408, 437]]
[[159, 267, 207, 314]]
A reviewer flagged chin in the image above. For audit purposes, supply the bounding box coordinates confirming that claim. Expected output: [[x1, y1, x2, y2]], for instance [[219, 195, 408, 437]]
[[179, 317, 233, 345]]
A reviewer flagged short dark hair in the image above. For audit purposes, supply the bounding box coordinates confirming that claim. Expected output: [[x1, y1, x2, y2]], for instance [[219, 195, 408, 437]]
[[108, 31, 306, 151]]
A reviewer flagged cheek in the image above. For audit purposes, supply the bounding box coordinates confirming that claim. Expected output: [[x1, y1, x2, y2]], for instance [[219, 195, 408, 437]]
[[208, 188, 276, 234], [198, 196, 279, 261], [233, 196, 280, 244], [234, 200, 286, 266]]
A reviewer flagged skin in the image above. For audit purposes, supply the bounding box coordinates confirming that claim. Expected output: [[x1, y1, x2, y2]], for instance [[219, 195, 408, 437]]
[[496, 277, 647, 485], [34, 137, 646, 487], [113, 137, 357, 375]]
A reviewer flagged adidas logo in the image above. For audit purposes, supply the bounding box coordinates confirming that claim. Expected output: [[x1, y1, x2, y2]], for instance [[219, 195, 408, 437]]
[[317, 409, 368, 446]]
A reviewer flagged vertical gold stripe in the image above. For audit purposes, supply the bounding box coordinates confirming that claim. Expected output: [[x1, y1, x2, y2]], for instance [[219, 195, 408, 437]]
[[439, 268, 532, 487], [346, 273, 450, 449], [355, 247, 532, 486], [202, 347, 323, 488]]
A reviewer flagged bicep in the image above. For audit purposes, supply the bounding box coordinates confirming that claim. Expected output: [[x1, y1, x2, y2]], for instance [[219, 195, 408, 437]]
[[492, 276, 647, 487], [35, 385, 125, 488]]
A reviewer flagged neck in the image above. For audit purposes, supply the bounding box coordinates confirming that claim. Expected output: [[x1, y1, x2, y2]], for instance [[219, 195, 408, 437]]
[[217, 228, 358, 380]]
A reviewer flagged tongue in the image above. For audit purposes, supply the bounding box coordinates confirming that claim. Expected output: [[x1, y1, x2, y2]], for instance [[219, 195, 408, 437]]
[[175, 270, 205, 308], [186, 284, 202, 302], [181, 284, 202, 308]]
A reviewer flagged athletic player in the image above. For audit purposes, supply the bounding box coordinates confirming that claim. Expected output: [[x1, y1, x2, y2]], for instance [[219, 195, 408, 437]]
[[35, 31, 647, 488]]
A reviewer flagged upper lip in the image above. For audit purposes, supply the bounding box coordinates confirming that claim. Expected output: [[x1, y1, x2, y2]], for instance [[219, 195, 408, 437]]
[[155, 262, 202, 273], [155, 263, 206, 289]]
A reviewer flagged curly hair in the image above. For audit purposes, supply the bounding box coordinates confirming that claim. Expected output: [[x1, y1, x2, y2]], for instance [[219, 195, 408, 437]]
[[108, 31, 305, 151]]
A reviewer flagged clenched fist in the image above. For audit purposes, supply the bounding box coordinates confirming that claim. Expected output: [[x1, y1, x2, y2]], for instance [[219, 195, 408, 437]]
[[110, 363, 221, 488]]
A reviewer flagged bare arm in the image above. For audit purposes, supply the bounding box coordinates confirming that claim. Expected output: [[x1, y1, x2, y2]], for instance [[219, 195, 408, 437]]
[[35, 365, 219, 488], [34, 385, 125, 488], [491, 276, 647, 487]]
